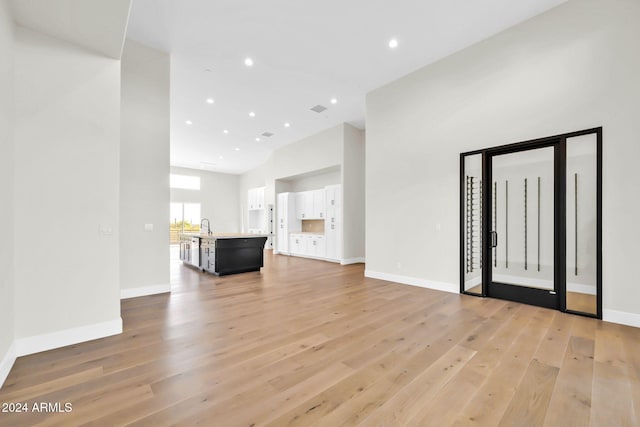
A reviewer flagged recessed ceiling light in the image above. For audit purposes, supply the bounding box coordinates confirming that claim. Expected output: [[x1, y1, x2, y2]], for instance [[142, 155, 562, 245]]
[[284, 122, 290, 128], [223, 129, 229, 134], [234, 147, 240, 151], [185, 120, 193, 125], [219, 155, 224, 159], [388, 38, 399, 49], [330, 98, 337, 104], [255, 137, 260, 142], [249, 111, 256, 117], [244, 57, 254, 67], [206, 98, 214, 104]]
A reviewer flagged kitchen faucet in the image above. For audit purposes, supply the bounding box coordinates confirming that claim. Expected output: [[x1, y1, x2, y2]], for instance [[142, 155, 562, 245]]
[[200, 218, 212, 235]]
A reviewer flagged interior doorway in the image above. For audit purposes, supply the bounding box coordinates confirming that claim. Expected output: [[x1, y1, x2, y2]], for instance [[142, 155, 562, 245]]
[[460, 128, 602, 318]]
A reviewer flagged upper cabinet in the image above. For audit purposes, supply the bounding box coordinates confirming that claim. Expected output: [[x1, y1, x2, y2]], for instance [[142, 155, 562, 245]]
[[295, 189, 325, 220], [313, 189, 325, 219], [248, 186, 266, 210]]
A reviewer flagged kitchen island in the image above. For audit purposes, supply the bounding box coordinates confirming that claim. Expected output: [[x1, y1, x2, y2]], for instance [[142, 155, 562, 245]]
[[179, 233, 268, 276]]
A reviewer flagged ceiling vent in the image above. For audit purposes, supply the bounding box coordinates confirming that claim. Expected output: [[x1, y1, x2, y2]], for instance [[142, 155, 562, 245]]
[[261, 132, 274, 137], [310, 104, 327, 113]]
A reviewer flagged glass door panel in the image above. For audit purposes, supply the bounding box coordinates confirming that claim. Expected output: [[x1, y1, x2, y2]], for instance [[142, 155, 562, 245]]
[[565, 134, 598, 315], [462, 153, 483, 295], [490, 146, 556, 301]]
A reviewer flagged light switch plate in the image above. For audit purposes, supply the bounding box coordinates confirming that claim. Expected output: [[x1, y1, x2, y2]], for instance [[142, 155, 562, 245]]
[[144, 224, 154, 232]]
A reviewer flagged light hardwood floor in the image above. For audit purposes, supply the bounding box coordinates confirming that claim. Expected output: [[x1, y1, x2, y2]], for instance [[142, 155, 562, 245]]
[[1, 251, 639, 426]]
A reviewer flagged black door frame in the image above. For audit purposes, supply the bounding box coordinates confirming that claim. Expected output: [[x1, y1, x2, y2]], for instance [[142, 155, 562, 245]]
[[459, 127, 602, 319]]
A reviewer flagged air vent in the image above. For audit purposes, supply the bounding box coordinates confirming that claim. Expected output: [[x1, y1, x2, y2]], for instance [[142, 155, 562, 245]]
[[310, 105, 327, 113], [261, 132, 274, 137]]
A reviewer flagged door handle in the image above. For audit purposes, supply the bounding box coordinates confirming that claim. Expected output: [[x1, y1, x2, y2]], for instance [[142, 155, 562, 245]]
[[490, 231, 498, 248]]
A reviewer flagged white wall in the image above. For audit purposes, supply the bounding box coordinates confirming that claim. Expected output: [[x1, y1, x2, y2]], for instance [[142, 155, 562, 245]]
[[120, 40, 170, 297], [366, 0, 640, 323], [286, 167, 341, 192], [342, 125, 366, 261], [0, 0, 15, 386], [273, 125, 344, 180], [171, 166, 241, 233], [13, 26, 122, 344]]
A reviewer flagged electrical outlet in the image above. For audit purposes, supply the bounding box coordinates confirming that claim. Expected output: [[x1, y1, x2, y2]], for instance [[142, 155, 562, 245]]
[[99, 225, 113, 236]]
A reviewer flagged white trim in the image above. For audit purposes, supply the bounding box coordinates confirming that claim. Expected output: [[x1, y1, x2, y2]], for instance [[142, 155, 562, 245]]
[[567, 283, 597, 295], [120, 283, 171, 299], [341, 257, 365, 265], [364, 270, 458, 294], [603, 309, 640, 329], [15, 318, 123, 357], [289, 253, 341, 263], [463, 275, 482, 289], [0, 341, 16, 389]]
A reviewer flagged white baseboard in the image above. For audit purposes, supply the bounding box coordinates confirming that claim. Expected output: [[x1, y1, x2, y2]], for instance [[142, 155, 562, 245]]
[[567, 283, 597, 295], [15, 318, 123, 357], [463, 275, 482, 289], [603, 309, 640, 329], [341, 257, 365, 265], [0, 341, 16, 389], [120, 283, 171, 299], [365, 270, 458, 294]]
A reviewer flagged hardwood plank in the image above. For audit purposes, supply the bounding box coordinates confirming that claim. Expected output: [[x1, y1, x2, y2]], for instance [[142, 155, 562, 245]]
[[542, 336, 595, 427], [621, 324, 640, 426], [590, 361, 635, 427], [589, 323, 637, 426], [498, 359, 559, 427], [533, 311, 574, 368]]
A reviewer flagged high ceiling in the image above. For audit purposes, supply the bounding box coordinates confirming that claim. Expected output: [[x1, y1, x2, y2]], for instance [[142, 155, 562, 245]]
[[126, 0, 566, 174], [11, 0, 131, 59]]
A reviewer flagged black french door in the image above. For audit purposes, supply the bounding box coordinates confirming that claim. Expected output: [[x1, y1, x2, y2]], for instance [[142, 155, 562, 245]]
[[460, 128, 602, 319]]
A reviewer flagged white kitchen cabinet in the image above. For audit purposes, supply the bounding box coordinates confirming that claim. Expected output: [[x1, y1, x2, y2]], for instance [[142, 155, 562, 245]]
[[295, 191, 313, 219], [276, 192, 300, 254], [312, 189, 325, 219], [289, 233, 306, 255], [248, 187, 265, 210], [247, 186, 267, 234], [295, 190, 325, 220], [295, 192, 306, 219], [305, 234, 325, 258], [324, 184, 342, 260]]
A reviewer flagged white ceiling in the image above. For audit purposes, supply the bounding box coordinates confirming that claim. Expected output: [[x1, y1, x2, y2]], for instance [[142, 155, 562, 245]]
[[11, 0, 132, 59], [126, 0, 566, 174]]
